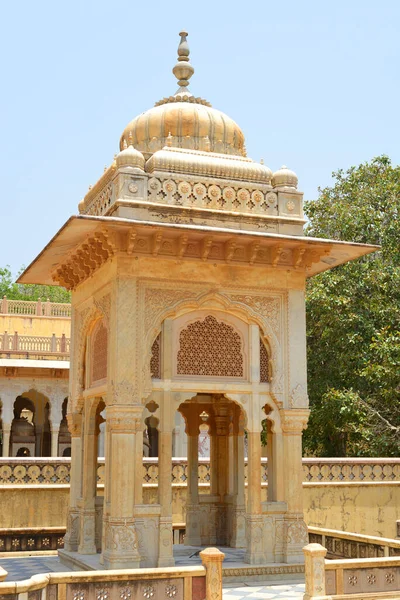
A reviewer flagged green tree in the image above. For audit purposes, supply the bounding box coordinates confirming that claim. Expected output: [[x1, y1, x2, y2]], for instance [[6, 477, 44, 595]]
[[304, 156, 400, 457], [0, 265, 71, 303]]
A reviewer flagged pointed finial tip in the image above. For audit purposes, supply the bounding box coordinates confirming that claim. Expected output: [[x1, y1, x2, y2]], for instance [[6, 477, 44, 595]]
[[173, 30, 193, 87]]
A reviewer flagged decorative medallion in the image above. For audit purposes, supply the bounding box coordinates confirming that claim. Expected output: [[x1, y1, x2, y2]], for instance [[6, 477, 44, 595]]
[[128, 183, 138, 194]]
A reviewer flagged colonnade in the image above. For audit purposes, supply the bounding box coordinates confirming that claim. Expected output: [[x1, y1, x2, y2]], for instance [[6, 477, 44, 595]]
[[0, 383, 69, 457]]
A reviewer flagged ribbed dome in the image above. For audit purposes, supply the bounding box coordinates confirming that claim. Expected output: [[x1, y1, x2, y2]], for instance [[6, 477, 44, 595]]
[[119, 31, 246, 158], [120, 101, 246, 157]]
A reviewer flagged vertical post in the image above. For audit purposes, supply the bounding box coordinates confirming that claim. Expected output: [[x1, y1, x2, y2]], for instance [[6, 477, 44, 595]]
[[200, 547, 225, 600], [64, 412, 83, 552], [158, 426, 174, 566], [13, 332, 18, 352], [61, 333, 66, 353], [185, 414, 201, 545], [78, 400, 98, 554], [51, 425, 60, 457], [51, 334, 57, 353], [280, 409, 310, 563], [2, 424, 11, 457], [134, 427, 143, 504], [1, 296, 8, 314], [45, 299, 51, 316], [102, 405, 142, 569], [36, 298, 42, 316], [303, 543, 327, 600], [244, 424, 264, 564]]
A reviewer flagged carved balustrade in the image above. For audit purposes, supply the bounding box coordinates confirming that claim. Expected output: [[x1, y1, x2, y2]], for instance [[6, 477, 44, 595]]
[[0, 563, 212, 600], [304, 542, 400, 599], [1, 458, 400, 486], [0, 297, 71, 317], [0, 332, 70, 359]]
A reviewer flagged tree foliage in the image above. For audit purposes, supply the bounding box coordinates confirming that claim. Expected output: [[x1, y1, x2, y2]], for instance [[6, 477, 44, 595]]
[[304, 156, 400, 457], [0, 266, 71, 303]]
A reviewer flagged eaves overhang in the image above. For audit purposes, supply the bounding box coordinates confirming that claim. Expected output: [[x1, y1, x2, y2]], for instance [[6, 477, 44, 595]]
[[18, 215, 379, 286]]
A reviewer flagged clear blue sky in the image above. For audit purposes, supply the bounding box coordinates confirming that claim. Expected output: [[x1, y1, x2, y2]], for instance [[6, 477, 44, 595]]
[[1, 0, 399, 276]]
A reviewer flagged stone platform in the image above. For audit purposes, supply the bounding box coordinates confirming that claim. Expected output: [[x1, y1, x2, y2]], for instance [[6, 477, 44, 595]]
[[59, 546, 305, 584]]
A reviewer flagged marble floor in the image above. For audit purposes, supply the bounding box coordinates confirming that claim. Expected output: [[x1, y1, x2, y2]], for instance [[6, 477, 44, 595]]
[[0, 555, 305, 599]]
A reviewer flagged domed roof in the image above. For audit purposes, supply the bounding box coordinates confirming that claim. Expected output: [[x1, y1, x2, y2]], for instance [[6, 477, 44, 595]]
[[119, 32, 246, 158]]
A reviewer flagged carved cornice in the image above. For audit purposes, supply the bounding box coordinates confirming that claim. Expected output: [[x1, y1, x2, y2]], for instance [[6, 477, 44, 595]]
[[52, 231, 117, 290]]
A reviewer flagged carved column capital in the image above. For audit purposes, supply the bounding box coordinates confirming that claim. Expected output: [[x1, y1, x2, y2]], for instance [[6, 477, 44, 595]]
[[67, 412, 83, 437], [280, 409, 310, 434], [106, 405, 143, 433]]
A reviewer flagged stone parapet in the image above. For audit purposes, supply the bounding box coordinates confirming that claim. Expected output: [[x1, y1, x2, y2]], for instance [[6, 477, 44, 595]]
[[1, 457, 400, 486]]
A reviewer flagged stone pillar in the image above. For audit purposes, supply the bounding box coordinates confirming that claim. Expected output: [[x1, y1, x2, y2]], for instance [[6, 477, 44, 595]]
[[51, 425, 60, 457], [229, 406, 246, 548], [98, 420, 105, 457], [78, 400, 98, 555], [303, 543, 327, 600], [185, 421, 201, 546], [158, 428, 174, 566], [102, 404, 142, 569], [244, 428, 264, 564], [281, 409, 310, 563], [64, 412, 83, 552], [134, 428, 143, 505], [200, 547, 225, 600], [2, 424, 11, 457]]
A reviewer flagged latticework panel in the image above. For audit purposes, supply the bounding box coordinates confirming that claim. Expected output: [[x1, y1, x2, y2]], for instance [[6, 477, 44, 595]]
[[260, 338, 270, 382], [177, 315, 243, 377], [150, 333, 161, 378], [91, 320, 108, 384]]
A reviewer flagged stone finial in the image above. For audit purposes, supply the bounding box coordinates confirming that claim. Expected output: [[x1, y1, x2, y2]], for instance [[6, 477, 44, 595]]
[[172, 30, 194, 88], [200, 547, 225, 600], [303, 543, 327, 600], [166, 132, 173, 147]]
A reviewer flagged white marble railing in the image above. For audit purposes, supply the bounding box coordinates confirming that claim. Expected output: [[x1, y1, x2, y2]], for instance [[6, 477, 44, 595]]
[[0, 457, 399, 486]]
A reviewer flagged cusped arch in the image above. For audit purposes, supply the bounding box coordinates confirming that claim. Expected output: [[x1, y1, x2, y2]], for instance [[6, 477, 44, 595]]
[[142, 290, 282, 398], [71, 304, 105, 413]]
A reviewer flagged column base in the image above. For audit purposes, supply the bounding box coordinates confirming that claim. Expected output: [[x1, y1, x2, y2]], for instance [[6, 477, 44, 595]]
[[283, 516, 308, 564], [64, 509, 80, 553], [157, 517, 175, 567], [244, 515, 265, 565], [102, 518, 141, 569], [78, 509, 96, 555], [185, 504, 202, 546]]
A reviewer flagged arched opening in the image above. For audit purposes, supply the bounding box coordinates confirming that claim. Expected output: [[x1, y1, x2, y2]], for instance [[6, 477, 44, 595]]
[[178, 392, 246, 548], [10, 392, 53, 457], [16, 446, 31, 457], [58, 397, 71, 457]]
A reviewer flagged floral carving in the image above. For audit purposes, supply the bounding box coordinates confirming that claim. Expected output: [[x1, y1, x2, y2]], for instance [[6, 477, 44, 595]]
[[289, 384, 309, 408], [142, 586, 155, 599]]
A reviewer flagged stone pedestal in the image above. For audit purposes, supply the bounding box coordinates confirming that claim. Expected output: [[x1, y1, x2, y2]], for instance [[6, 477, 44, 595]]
[[303, 543, 327, 599]]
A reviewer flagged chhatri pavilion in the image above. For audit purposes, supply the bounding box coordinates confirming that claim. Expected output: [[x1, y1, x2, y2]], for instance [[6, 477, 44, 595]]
[[19, 32, 376, 570]]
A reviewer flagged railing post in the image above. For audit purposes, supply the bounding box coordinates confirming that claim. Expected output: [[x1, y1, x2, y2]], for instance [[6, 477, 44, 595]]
[[13, 331, 19, 351], [61, 333, 66, 353], [36, 298, 42, 316], [3, 331, 9, 351], [51, 333, 57, 353], [45, 298, 51, 316], [303, 543, 327, 599], [200, 547, 225, 600], [1, 296, 7, 314]]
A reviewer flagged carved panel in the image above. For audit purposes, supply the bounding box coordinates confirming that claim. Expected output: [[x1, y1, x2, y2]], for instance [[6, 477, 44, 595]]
[[260, 338, 270, 383], [176, 315, 243, 378], [150, 334, 161, 379], [91, 319, 108, 385]]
